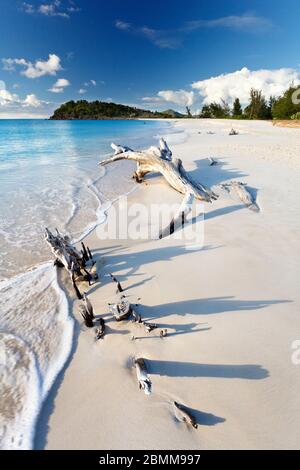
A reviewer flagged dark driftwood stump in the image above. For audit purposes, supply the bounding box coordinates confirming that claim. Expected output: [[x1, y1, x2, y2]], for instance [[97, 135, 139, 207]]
[[45, 228, 98, 298]]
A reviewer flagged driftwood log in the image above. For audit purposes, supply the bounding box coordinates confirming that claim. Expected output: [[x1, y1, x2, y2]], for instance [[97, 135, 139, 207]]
[[83, 293, 94, 318], [99, 139, 217, 203], [109, 273, 123, 293], [99, 139, 217, 238], [134, 358, 152, 395], [44, 228, 98, 298], [131, 307, 142, 323], [208, 157, 218, 166], [79, 304, 94, 328], [143, 322, 157, 333], [95, 318, 105, 340], [173, 401, 198, 429], [108, 297, 131, 321], [221, 181, 259, 212]]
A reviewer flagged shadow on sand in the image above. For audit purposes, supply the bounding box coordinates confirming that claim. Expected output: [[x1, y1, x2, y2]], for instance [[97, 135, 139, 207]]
[[138, 296, 291, 321], [149, 359, 269, 380]]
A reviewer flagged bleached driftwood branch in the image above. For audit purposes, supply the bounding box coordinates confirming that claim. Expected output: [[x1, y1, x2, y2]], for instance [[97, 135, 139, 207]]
[[173, 401, 198, 429], [95, 318, 105, 340], [99, 139, 217, 203], [134, 358, 152, 395], [108, 297, 131, 321], [220, 181, 259, 212], [99, 139, 217, 238], [109, 273, 123, 293]]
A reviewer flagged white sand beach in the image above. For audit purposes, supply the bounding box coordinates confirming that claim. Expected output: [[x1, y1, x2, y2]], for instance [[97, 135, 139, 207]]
[[35, 119, 300, 450]]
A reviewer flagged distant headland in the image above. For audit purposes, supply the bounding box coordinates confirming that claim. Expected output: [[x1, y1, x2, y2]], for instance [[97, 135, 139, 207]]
[[50, 100, 184, 120]]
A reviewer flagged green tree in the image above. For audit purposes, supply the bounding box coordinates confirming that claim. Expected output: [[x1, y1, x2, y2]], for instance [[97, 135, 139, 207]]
[[272, 86, 300, 119], [232, 98, 242, 117], [199, 100, 230, 118], [244, 89, 270, 120]]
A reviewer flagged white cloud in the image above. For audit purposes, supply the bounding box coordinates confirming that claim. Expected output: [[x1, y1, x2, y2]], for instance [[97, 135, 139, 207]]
[[49, 87, 64, 93], [184, 13, 273, 33], [21, 1, 80, 18], [23, 94, 42, 107], [22, 2, 35, 14], [2, 54, 62, 79], [78, 88, 87, 94], [2, 58, 27, 71], [141, 96, 162, 103], [49, 77, 70, 93], [141, 90, 195, 107], [158, 89, 195, 106], [0, 89, 19, 105], [116, 13, 273, 49], [143, 66, 300, 111], [115, 20, 180, 49], [0, 80, 53, 118], [54, 78, 70, 87], [115, 20, 131, 31], [24, 54, 62, 78], [192, 67, 300, 105], [83, 79, 98, 87], [0, 80, 45, 109]]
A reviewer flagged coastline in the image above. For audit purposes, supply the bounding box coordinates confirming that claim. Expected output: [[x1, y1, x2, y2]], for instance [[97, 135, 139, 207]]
[[35, 119, 300, 449]]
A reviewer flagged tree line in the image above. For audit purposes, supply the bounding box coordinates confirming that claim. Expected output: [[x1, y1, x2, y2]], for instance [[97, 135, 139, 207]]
[[195, 85, 300, 120], [50, 85, 300, 121]]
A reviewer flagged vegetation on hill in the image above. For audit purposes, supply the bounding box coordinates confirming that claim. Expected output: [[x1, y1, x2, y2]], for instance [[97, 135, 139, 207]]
[[50, 100, 183, 120]]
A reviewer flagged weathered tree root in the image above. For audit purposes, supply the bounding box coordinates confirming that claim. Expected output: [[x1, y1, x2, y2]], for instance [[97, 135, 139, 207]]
[[173, 401, 198, 429], [79, 304, 94, 328], [109, 273, 123, 293], [108, 297, 131, 321], [134, 358, 152, 395], [99, 139, 217, 239], [131, 307, 142, 323], [143, 322, 158, 333], [208, 157, 218, 166], [83, 293, 94, 318], [99, 139, 218, 203], [220, 181, 259, 212], [95, 318, 105, 340], [44, 228, 98, 298]]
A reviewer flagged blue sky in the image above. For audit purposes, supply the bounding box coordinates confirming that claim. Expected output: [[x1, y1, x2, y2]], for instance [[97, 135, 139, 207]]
[[0, 0, 300, 117]]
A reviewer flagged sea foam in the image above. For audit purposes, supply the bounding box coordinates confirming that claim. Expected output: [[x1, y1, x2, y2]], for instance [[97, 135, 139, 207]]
[[0, 262, 74, 449]]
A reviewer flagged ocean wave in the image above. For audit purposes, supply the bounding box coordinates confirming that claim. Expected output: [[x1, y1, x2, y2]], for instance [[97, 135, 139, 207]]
[[0, 262, 74, 449]]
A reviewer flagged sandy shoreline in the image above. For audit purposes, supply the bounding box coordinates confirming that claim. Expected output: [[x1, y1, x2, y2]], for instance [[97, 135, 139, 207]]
[[35, 119, 300, 450]]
